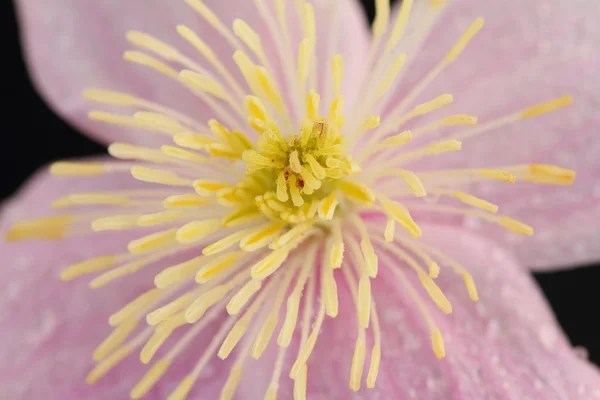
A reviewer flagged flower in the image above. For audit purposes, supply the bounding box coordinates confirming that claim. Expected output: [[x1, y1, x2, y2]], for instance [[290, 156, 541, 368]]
[[2, 0, 600, 399]]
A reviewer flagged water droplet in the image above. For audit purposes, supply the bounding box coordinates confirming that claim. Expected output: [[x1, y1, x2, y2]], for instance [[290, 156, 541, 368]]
[[573, 346, 589, 360], [463, 216, 482, 229], [402, 333, 422, 352], [486, 319, 500, 339]]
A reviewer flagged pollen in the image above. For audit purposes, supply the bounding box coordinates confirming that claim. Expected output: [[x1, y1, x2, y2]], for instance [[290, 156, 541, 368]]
[[5, 0, 577, 399]]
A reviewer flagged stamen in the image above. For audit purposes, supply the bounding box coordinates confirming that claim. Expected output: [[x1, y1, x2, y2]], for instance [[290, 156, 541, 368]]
[[196, 252, 242, 283], [131, 166, 193, 187], [146, 291, 196, 326], [5, 215, 74, 241], [227, 279, 262, 315], [278, 243, 316, 347], [511, 164, 576, 185], [372, 0, 391, 37], [321, 244, 339, 318], [378, 250, 446, 359], [153, 255, 204, 288], [163, 194, 215, 208], [49, 161, 104, 177], [289, 303, 325, 379], [92, 249, 182, 289], [128, 229, 177, 254], [521, 95, 574, 119], [250, 247, 290, 279], [123, 51, 179, 78], [377, 169, 426, 197], [203, 229, 250, 256], [218, 276, 276, 359], [379, 240, 452, 314], [384, 219, 395, 243], [86, 328, 152, 384], [252, 262, 299, 359], [60, 255, 119, 281], [176, 25, 246, 100], [352, 216, 378, 278], [375, 54, 407, 100], [330, 55, 344, 100], [338, 181, 376, 207], [93, 318, 139, 361], [180, 69, 242, 112], [377, 194, 421, 238], [452, 95, 573, 142], [109, 289, 162, 327], [329, 222, 345, 269], [384, 0, 413, 52], [403, 203, 533, 236], [366, 301, 382, 388]]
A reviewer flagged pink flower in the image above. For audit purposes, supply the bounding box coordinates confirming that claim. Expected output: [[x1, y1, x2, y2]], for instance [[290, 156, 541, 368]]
[[2, 0, 600, 399]]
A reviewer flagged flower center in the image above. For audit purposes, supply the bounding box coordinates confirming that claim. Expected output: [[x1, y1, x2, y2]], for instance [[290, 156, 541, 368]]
[[242, 111, 359, 224]]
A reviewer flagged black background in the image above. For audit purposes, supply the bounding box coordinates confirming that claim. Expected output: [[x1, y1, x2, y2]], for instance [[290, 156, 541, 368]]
[[1, 0, 599, 366]]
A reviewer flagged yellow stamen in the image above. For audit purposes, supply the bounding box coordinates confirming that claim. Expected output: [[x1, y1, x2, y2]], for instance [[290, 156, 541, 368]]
[[331, 54, 343, 99], [153, 256, 203, 289], [289, 304, 325, 379], [203, 230, 249, 256], [372, 0, 391, 37], [196, 252, 241, 283], [521, 95, 573, 119], [60, 255, 118, 281], [227, 279, 262, 315], [93, 319, 138, 361], [382, 130, 413, 148], [49, 161, 104, 176], [167, 375, 195, 400], [147, 292, 195, 326], [176, 219, 223, 244], [349, 331, 367, 392], [338, 181, 376, 207], [251, 247, 290, 280], [430, 328, 446, 359], [109, 289, 161, 327], [520, 164, 576, 185], [6, 215, 74, 241], [375, 54, 406, 99], [86, 345, 133, 384], [128, 229, 177, 254], [123, 51, 179, 78], [130, 359, 171, 399], [378, 194, 421, 238], [357, 275, 372, 328], [498, 216, 534, 236], [384, 0, 413, 52], [131, 166, 192, 186], [384, 219, 395, 243]]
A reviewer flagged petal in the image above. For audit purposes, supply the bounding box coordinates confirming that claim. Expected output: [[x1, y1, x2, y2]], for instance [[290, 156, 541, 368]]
[[16, 0, 369, 146], [383, 0, 600, 270], [235, 223, 600, 399]]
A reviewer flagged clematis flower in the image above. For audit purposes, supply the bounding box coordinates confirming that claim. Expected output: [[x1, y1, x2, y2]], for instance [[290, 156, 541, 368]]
[[2, 0, 600, 398]]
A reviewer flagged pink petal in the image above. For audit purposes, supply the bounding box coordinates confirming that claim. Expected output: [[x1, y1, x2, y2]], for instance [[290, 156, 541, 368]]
[[386, 0, 600, 270], [3, 164, 598, 399], [16, 0, 368, 146]]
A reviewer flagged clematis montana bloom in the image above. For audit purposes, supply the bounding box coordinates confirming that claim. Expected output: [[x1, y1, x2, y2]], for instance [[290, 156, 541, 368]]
[[2, 0, 600, 399]]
